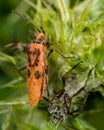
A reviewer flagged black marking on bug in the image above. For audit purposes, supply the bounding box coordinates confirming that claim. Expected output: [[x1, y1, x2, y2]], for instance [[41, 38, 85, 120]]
[[27, 48, 40, 57], [34, 71, 41, 79], [35, 59, 39, 66], [27, 69, 31, 78], [28, 49, 41, 67], [34, 48, 41, 54], [35, 39, 43, 44]]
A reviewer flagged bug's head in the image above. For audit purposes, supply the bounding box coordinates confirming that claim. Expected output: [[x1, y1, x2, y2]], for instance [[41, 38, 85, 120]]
[[34, 32, 46, 44], [33, 26, 47, 44], [36, 32, 45, 41], [35, 26, 46, 41]]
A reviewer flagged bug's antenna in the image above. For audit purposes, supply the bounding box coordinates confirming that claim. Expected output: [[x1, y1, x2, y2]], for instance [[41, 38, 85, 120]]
[[40, 26, 45, 34], [12, 10, 41, 33]]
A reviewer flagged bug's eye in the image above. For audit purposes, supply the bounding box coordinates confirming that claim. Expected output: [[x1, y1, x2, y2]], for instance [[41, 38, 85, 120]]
[[37, 38, 42, 41], [35, 39, 43, 44]]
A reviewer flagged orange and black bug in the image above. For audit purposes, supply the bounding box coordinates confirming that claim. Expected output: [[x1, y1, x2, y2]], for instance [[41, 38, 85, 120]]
[[25, 29, 48, 106], [18, 27, 48, 107]]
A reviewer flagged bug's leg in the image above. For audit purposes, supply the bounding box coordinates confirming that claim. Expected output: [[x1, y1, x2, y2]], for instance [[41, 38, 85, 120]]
[[73, 66, 95, 98], [52, 61, 82, 98], [47, 49, 75, 59], [69, 93, 90, 117], [2, 42, 17, 51], [43, 86, 51, 103], [45, 65, 50, 98], [44, 81, 50, 102], [62, 60, 82, 86], [53, 87, 65, 98], [69, 109, 81, 117], [2, 42, 26, 52], [42, 96, 51, 103], [18, 65, 26, 79], [70, 91, 90, 117], [46, 85, 50, 99], [70, 66, 95, 116]]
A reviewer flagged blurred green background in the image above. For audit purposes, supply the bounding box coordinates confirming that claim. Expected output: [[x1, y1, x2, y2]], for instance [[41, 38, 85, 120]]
[[0, 0, 104, 130]]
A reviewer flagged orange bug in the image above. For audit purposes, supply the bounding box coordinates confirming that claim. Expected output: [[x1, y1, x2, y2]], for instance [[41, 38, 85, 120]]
[[18, 28, 48, 107], [25, 29, 48, 106]]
